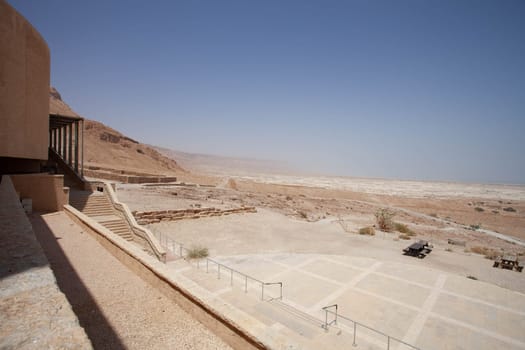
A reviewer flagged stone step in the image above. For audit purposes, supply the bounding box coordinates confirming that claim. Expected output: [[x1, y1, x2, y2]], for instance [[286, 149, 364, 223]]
[[70, 190, 135, 243]]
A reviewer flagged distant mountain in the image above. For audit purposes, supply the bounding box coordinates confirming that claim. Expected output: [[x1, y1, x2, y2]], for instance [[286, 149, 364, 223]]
[[49, 87, 185, 175], [153, 146, 294, 177]]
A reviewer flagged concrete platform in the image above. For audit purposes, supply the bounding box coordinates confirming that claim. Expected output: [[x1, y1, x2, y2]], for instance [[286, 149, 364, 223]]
[[167, 252, 525, 350]]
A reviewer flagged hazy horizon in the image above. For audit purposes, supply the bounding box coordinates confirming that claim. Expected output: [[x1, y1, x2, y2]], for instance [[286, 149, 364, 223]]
[[10, 0, 525, 185]]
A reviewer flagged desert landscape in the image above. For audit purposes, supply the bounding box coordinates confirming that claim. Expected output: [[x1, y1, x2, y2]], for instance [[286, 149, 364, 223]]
[[4, 3, 524, 349], [49, 86, 525, 349]]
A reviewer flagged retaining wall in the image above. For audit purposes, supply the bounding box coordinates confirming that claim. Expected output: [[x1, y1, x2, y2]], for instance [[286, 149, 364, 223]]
[[83, 169, 176, 184], [133, 207, 257, 225]]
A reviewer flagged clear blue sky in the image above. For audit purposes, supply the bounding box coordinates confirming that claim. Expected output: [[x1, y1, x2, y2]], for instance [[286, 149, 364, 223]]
[[10, 0, 525, 184]]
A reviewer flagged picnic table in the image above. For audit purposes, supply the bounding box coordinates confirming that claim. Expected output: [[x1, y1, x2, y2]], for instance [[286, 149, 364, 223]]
[[403, 240, 433, 259], [493, 255, 523, 272]]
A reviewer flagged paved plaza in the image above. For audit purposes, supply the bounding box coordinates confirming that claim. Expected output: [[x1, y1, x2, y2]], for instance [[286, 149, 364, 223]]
[[168, 252, 525, 350]]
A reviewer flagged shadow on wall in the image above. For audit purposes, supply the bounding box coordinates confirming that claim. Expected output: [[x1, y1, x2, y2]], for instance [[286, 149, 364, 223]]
[[30, 214, 126, 350]]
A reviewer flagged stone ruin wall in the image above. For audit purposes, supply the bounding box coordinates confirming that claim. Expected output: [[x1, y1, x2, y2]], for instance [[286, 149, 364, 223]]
[[133, 207, 257, 225], [83, 168, 177, 184]]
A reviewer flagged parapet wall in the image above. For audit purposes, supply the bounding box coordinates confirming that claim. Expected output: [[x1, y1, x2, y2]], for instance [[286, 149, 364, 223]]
[[133, 207, 257, 225], [10, 173, 69, 212], [0, 1, 50, 161]]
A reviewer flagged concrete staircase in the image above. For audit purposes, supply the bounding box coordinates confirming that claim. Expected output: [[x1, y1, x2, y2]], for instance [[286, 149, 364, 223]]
[[69, 190, 134, 242]]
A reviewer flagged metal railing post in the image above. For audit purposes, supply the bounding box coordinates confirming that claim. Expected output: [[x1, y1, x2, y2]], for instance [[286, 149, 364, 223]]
[[218, 264, 221, 279], [279, 282, 283, 300], [261, 283, 264, 301], [206, 259, 209, 273], [244, 275, 248, 293], [230, 269, 233, 286], [387, 336, 390, 350], [353, 322, 357, 347]]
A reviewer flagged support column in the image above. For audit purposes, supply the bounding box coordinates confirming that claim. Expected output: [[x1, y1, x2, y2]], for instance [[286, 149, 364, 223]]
[[68, 123, 73, 166], [81, 119, 84, 177], [62, 126, 67, 160], [74, 121, 79, 172], [58, 127, 62, 157]]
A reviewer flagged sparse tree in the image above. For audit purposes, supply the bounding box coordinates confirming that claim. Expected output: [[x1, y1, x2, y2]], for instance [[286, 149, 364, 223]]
[[375, 208, 396, 232]]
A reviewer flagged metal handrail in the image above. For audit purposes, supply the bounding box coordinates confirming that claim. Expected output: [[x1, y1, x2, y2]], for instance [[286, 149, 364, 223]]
[[322, 304, 338, 329], [157, 231, 283, 301], [322, 304, 421, 350]]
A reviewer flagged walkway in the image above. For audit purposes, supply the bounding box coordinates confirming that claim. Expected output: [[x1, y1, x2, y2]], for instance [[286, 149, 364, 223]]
[[30, 211, 231, 350], [0, 176, 90, 349]]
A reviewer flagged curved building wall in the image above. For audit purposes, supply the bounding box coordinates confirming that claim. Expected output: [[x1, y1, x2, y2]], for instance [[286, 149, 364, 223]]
[[0, 0, 50, 163]]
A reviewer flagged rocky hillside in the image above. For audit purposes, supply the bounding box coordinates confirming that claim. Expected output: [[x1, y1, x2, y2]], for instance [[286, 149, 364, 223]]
[[49, 87, 185, 175]]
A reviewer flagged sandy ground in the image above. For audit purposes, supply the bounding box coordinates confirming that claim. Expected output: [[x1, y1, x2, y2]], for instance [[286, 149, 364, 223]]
[[233, 173, 525, 200], [148, 209, 525, 293], [117, 178, 525, 256], [30, 211, 231, 350]]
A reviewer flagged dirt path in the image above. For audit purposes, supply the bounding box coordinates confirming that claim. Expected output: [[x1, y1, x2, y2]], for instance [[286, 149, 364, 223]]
[[30, 211, 232, 350]]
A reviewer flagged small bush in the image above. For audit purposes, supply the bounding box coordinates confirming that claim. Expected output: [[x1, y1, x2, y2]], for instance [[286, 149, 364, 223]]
[[503, 207, 516, 212], [445, 248, 453, 252], [285, 195, 292, 201], [469, 224, 481, 230], [297, 211, 308, 219], [394, 222, 416, 236], [359, 226, 375, 235], [466, 275, 478, 280], [470, 246, 499, 260], [398, 234, 411, 240], [186, 246, 209, 259], [429, 213, 438, 218], [474, 207, 484, 212], [375, 208, 396, 232]]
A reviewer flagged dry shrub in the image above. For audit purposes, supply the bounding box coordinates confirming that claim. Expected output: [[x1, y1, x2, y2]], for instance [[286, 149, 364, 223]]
[[429, 213, 438, 218], [186, 245, 209, 259], [474, 207, 484, 212], [359, 226, 375, 235], [226, 178, 238, 190], [394, 222, 416, 236], [503, 207, 516, 212], [398, 234, 411, 240], [297, 211, 308, 219], [375, 208, 395, 232], [470, 246, 499, 260]]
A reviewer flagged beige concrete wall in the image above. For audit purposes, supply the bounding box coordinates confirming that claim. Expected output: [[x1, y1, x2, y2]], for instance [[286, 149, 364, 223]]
[[10, 174, 68, 212], [0, 0, 50, 161]]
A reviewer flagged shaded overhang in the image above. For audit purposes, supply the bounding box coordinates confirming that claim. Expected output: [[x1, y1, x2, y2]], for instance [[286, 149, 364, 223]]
[[49, 113, 83, 130]]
